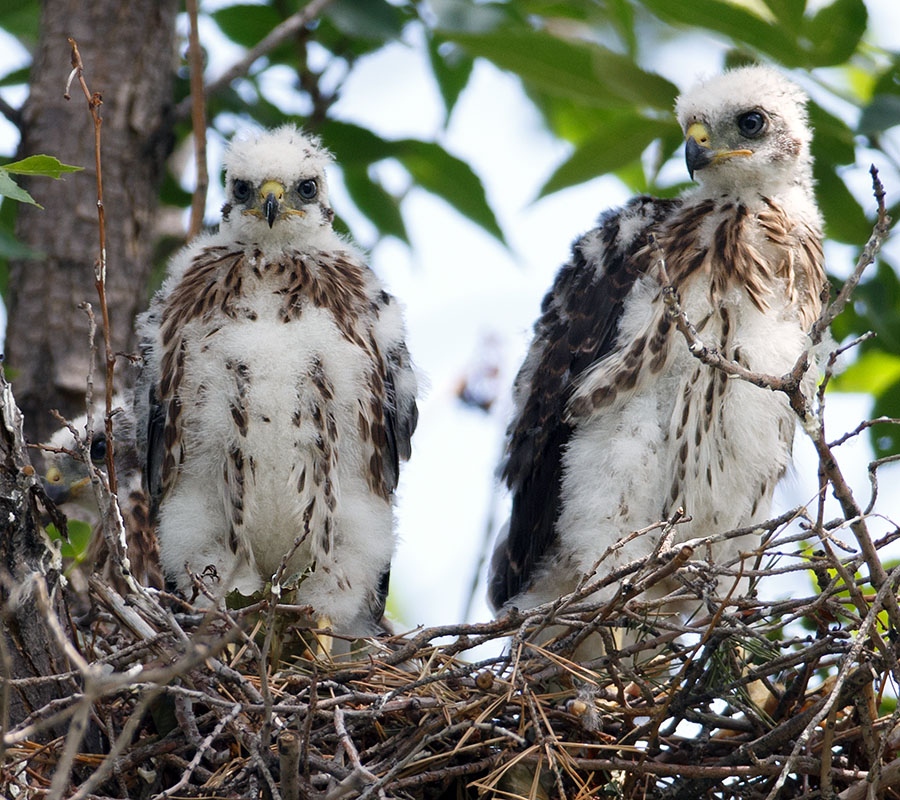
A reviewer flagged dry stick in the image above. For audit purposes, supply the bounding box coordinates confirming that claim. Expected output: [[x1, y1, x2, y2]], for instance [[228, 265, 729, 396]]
[[300, 663, 317, 779], [68, 690, 163, 800], [763, 563, 900, 800], [866, 452, 900, 515], [185, 0, 208, 239], [331, 706, 381, 797], [0, 94, 21, 129], [65, 38, 117, 498], [800, 173, 900, 647], [259, 527, 312, 751], [278, 729, 302, 800], [655, 168, 900, 634], [151, 703, 241, 800], [173, 0, 336, 122], [820, 702, 839, 800]]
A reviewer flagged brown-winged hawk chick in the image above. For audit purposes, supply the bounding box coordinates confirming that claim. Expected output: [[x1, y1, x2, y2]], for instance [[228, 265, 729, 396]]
[[490, 66, 825, 621], [135, 126, 417, 638]]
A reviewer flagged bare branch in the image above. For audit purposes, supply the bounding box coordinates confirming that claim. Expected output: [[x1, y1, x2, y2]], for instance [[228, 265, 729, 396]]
[[185, 0, 209, 240], [173, 0, 336, 122]]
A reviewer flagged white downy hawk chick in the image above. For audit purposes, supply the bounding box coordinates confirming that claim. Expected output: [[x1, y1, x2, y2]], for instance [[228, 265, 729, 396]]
[[135, 126, 418, 638], [490, 66, 825, 634]]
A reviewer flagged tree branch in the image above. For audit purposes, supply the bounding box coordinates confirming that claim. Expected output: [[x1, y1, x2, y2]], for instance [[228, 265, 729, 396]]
[[185, 0, 209, 240], [173, 0, 335, 122]]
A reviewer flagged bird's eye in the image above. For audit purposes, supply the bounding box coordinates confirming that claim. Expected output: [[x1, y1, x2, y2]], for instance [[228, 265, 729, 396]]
[[89, 435, 107, 463], [737, 111, 767, 138], [232, 179, 252, 203], [298, 179, 317, 200]]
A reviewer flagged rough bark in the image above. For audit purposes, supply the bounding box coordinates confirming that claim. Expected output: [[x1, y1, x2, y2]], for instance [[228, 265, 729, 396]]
[[6, 0, 178, 444], [0, 368, 74, 735]]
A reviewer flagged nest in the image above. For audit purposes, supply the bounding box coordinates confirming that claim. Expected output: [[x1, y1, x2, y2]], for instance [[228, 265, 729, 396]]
[[3, 170, 898, 800], [5, 495, 900, 800]]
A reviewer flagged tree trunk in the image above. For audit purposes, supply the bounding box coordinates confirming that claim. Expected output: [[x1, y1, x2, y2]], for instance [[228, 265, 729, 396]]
[[6, 0, 178, 445], [0, 369, 75, 734]]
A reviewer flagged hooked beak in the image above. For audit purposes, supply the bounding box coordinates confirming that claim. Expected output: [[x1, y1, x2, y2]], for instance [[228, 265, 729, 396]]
[[260, 180, 284, 228], [684, 122, 752, 180], [685, 122, 714, 180], [43, 466, 89, 504]]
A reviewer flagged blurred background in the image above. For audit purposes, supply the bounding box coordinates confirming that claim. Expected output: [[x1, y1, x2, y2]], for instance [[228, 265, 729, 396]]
[[0, 0, 898, 634]]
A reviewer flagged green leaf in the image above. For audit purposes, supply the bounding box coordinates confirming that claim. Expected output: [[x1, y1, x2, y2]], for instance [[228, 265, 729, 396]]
[[394, 139, 506, 245], [859, 95, 900, 136], [589, 45, 679, 110], [448, 30, 677, 110], [871, 55, 900, 97], [606, 0, 638, 56], [318, 120, 398, 165], [539, 114, 676, 196], [801, 0, 867, 67], [640, 0, 802, 66], [159, 168, 193, 208], [46, 519, 93, 562], [0, 1, 39, 44], [830, 261, 900, 352], [342, 167, 409, 244], [762, 0, 806, 27], [0, 170, 38, 207], [832, 350, 900, 395], [0, 227, 39, 260], [0, 65, 29, 88], [809, 102, 856, 165], [212, 4, 281, 49], [813, 163, 871, 245], [3, 155, 82, 179], [427, 0, 512, 34], [427, 36, 474, 121], [870, 382, 900, 458], [316, 122, 504, 245], [448, 30, 616, 106], [527, 94, 617, 145], [325, 0, 405, 41]]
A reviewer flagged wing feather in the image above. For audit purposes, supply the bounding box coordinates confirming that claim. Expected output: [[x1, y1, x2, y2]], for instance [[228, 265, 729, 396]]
[[489, 196, 680, 611], [373, 293, 418, 495]]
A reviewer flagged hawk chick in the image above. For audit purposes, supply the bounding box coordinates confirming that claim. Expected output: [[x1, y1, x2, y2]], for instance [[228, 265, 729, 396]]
[[490, 66, 825, 626], [135, 126, 417, 637], [42, 396, 162, 590]]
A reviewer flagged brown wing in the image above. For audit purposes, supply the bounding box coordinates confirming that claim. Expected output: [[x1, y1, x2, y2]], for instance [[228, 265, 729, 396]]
[[488, 196, 680, 611]]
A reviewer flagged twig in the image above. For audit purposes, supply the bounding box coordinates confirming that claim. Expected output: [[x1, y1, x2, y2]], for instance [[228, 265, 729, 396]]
[[278, 729, 302, 800], [151, 703, 241, 799], [65, 39, 117, 498], [0, 94, 22, 130], [173, 0, 336, 122], [763, 565, 900, 800], [185, 0, 208, 239], [331, 706, 380, 797]]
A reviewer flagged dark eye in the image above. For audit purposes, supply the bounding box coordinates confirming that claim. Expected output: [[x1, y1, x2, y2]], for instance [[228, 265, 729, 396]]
[[737, 111, 767, 138], [89, 435, 107, 463], [298, 179, 317, 200], [232, 179, 252, 203]]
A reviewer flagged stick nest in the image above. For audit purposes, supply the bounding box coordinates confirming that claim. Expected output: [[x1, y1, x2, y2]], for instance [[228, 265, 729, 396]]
[[4, 171, 898, 800], [6, 503, 900, 800]]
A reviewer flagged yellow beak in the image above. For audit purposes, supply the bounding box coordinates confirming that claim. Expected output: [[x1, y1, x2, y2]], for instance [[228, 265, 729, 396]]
[[684, 122, 752, 179], [241, 180, 305, 228]]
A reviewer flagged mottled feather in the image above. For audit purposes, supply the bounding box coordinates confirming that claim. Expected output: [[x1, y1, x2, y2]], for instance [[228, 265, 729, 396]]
[[491, 66, 825, 624], [135, 126, 417, 637]]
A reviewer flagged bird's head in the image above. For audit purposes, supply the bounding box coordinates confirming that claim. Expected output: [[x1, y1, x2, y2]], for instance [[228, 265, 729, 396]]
[[220, 125, 334, 242], [41, 398, 138, 511], [676, 66, 813, 195]]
